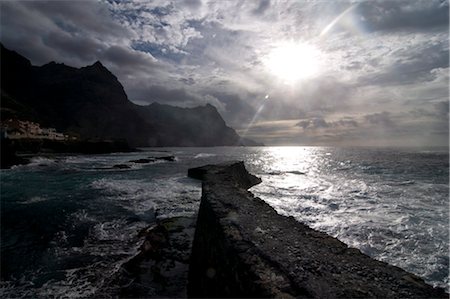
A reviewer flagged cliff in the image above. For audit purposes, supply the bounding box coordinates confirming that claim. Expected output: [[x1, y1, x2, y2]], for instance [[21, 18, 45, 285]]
[[0, 44, 252, 147], [187, 162, 447, 298], [138, 102, 242, 146], [0, 45, 152, 146]]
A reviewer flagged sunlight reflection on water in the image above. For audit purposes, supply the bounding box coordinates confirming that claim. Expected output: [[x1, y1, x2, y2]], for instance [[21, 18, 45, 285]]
[[249, 146, 449, 291]]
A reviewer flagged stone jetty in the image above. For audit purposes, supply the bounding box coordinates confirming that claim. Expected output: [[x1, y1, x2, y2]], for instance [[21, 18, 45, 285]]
[[187, 161, 447, 298]]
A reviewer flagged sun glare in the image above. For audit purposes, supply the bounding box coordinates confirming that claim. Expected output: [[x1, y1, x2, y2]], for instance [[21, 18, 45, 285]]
[[265, 42, 321, 83]]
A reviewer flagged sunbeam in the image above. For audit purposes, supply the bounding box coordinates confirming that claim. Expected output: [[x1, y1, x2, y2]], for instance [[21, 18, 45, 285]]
[[320, 4, 360, 37], [239, 94, 270, 143]]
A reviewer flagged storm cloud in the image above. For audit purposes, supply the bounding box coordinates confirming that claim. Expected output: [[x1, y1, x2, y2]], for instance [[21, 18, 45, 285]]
[[1, 0, 448, 146]]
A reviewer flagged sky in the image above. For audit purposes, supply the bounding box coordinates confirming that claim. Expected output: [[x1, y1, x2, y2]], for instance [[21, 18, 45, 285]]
[[1, 0, 448, 146]]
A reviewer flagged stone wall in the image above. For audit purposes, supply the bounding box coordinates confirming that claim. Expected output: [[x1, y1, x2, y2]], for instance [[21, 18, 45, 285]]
[[187, 161, 447, 298]]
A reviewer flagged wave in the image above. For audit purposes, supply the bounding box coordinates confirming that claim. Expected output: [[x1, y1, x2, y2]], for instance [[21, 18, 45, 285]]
[[194, 153, 216, 158], [253, 170, 448, 291], [90, 177, 201, 218], [393, 180, 415, 186], [11, 156, 58, 170], [20, 196, 48, 204]]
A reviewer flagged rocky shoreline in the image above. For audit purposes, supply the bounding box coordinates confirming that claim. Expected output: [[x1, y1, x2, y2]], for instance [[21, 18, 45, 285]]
[[0, 138, 134, 169], [118, 216, 197, 298], [187, 161, 447, 298]]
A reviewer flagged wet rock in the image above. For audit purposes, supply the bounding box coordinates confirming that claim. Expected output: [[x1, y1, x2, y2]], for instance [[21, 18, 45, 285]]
[[155, 156, 176, 162], [287, 170, 306, 175], [146, 155, 176, 162], [130, 158, 155, 164], [112, 164, 131, 169], [187, 161, 261, 189], [119, 216, 196, 298], [0, 138, 29, 169], [187, 161, 447, 298]]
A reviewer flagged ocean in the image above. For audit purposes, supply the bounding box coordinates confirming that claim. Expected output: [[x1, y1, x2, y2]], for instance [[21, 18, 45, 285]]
[[1, 146, 448, 296]]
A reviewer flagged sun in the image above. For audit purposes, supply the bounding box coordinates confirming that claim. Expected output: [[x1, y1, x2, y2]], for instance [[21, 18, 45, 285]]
[[265, 41, 321, 83]]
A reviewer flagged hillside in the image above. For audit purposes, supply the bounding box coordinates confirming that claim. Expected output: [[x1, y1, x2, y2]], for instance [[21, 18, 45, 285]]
[[0, 44, 257, 147]]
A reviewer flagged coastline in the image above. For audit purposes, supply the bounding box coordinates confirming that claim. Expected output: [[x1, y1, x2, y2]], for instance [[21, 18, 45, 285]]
[[0, 138, 135, 169], [1, 150, 447, 297]]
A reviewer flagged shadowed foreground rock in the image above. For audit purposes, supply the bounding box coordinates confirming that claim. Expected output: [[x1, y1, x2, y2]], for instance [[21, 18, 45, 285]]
[[118, 217, 196, 298], [187, 161, 447, 298]]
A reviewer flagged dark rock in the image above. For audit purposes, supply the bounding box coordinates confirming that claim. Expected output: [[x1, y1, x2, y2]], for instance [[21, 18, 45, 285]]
[[65, 139, 133, 154], [155, 156, 176, 162], [119, 216, 196, 298], [0, 138, 29, 169], [188, 161, 261, 189], [287, 170, 306, 175], [130, 158, 155, 164], [129, 156, 175, 164], [187, 162, 447, 298], [147, 150, 171, 153], [4, 138, 134, 155], [112, 164, 131, 169]]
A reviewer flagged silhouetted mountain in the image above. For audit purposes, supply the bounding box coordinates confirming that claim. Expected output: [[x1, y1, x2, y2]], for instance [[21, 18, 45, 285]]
[[0, 44, 259, 146], [138, 102, 241, 146]]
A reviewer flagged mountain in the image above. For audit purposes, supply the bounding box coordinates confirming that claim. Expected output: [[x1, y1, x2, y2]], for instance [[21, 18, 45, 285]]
[[137, 102, 242, 146], [0, 44, 259, 147]]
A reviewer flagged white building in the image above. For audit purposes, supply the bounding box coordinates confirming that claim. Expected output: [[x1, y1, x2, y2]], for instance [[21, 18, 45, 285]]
[[1, 119, 67, 140]]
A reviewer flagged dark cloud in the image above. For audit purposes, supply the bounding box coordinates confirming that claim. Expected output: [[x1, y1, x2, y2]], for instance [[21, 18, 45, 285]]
[[345, 61, 363, 71], [127, 85, 201, 106], [364, 111, 395, 127], [409, 108, 436, 118], [132, 41, 186, 63], [246, 112, 448, 146], [43, 32, 105, 62], [409, 101, 449, 119], [179, 77, 196, 85], [252, 0, 271, 15], [336, 118, 359, 127], [248, 97, 307, 122], [185, 21, 255, 69], [296, 118, 330, 130], [101, 45, 158, 73], [295, 116, 359, 130], [357, 0, 449, 32], [293, 76, 354, 112], [0, 1, 133, 66], [207, 92, 256, 126], [24, 0, 129, 37], [358, 40, 449, 86], [433, 101, 449, 118], [181, 0, 202, 9]]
